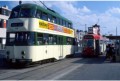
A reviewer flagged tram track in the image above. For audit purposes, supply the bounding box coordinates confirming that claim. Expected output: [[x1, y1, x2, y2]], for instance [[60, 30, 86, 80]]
[[0, 58, 85, 80]]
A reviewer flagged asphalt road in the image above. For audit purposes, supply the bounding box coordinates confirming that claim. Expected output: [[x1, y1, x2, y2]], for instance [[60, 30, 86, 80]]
[[59, 56, 120, 80], [0, 55, 120, 80]]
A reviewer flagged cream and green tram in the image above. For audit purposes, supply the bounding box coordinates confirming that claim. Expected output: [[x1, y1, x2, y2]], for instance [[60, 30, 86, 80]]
[[5, 3, 75, 64]]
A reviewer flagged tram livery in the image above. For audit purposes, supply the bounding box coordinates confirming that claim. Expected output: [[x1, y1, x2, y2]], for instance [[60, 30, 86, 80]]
[[82, 34, 106, 57], [5, 3, 75, 64]]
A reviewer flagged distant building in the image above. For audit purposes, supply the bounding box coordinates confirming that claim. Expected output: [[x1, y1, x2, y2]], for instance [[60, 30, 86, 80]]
[[0, 6, 11, 49], [75, 29, 86, 46]]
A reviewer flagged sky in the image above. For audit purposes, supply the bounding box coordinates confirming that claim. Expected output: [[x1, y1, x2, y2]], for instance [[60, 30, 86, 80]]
[[0, 1, 120, 35]]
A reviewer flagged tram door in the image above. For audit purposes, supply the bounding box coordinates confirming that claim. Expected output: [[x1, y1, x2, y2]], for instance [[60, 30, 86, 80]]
[[95, 40, 100, 55], [58, 36, 63, 59]]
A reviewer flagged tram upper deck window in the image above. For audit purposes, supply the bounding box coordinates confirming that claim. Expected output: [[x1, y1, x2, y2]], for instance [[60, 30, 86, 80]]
[[48, 14, 52, 22], [36, 10, 42, 19], [60, 19, 62, 26], [66, 22, 68, 27], [52, 16, 57, 24], [42, 12, 48, 21], [68, 23, 72, 28], [57, 18, 60, 25], [10, 6, 36, 18]]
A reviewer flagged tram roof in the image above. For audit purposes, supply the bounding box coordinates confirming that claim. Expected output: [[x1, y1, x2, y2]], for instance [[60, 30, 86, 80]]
[[12, 3, 72, 23]]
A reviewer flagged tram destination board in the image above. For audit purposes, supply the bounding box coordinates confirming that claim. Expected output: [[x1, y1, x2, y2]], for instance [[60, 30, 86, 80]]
[[84, 35, 93, 39]]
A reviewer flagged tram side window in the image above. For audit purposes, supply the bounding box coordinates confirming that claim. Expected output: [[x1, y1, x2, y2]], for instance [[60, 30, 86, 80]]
[[53, 35, 57, 45], [57, 18, 60, 25], [48, 35, 57, 45], [37, 33, 43, 45], [43, 34, 49, 45], [48, 34, 53, 44], [42, 12, 48, 21], [36, 10, 41, 19], [63, 20, 65, 26], [52, 16, 57, 24], [68, 23, 71, 28], [68, 23, 73, 28], [48, 14, 52, 22], [66, 22, 68, 27], [60, 19, 62, 26], [67, 37, 72, 45], [57, 36, 60, 45]]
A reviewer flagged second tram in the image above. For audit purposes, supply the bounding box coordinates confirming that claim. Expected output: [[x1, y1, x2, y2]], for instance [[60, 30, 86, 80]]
[[82, 34, 106, 57]]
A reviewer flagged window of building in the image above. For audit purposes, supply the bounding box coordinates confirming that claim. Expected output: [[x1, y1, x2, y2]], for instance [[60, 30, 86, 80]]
[[3, 9, 6, 15], [0, 8, 2, 14], [0, 19, 2, 28]]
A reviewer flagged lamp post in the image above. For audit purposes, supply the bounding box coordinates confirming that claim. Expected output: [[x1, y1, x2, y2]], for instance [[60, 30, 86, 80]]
[[116, 27, 117, 37]]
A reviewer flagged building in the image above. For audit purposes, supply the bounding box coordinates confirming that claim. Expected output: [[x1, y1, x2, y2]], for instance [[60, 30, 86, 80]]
[[76, 30, 86, 46], [0, 6, 11, 49], [74, 29, 86, 53]]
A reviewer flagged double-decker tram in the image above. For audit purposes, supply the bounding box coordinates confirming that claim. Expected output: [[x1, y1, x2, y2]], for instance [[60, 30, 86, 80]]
[[82, 34, 106, 57], [5, 3, 75, 64]]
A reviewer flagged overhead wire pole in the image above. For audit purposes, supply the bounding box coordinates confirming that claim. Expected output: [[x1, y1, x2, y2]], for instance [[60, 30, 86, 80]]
[[116, 26, 117, 36], [85, 24, 87, 34], [116, 26, 117, 44]]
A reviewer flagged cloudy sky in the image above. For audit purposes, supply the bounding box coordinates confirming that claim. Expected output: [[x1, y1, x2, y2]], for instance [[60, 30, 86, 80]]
[[0, 1, 120, 35]]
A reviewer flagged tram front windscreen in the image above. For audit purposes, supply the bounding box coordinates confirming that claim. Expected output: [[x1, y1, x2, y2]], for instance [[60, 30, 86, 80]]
[[83, 39, 94, 47]]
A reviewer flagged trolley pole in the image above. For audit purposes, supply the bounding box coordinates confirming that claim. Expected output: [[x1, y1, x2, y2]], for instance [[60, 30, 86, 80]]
[[85, 24, 87, 34]]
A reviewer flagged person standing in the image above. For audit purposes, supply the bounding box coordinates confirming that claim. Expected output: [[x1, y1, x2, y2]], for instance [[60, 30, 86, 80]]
[[106, 44, 110, 59]]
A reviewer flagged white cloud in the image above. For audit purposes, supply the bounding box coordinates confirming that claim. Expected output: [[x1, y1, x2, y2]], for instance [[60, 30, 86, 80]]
[[79, 6, 91, 13], [45, 2, 120, 35], [106, 7, 120, 14]]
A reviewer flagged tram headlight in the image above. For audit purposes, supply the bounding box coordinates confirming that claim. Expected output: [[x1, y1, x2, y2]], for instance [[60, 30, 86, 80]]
[[21, 51, 25, 59]]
